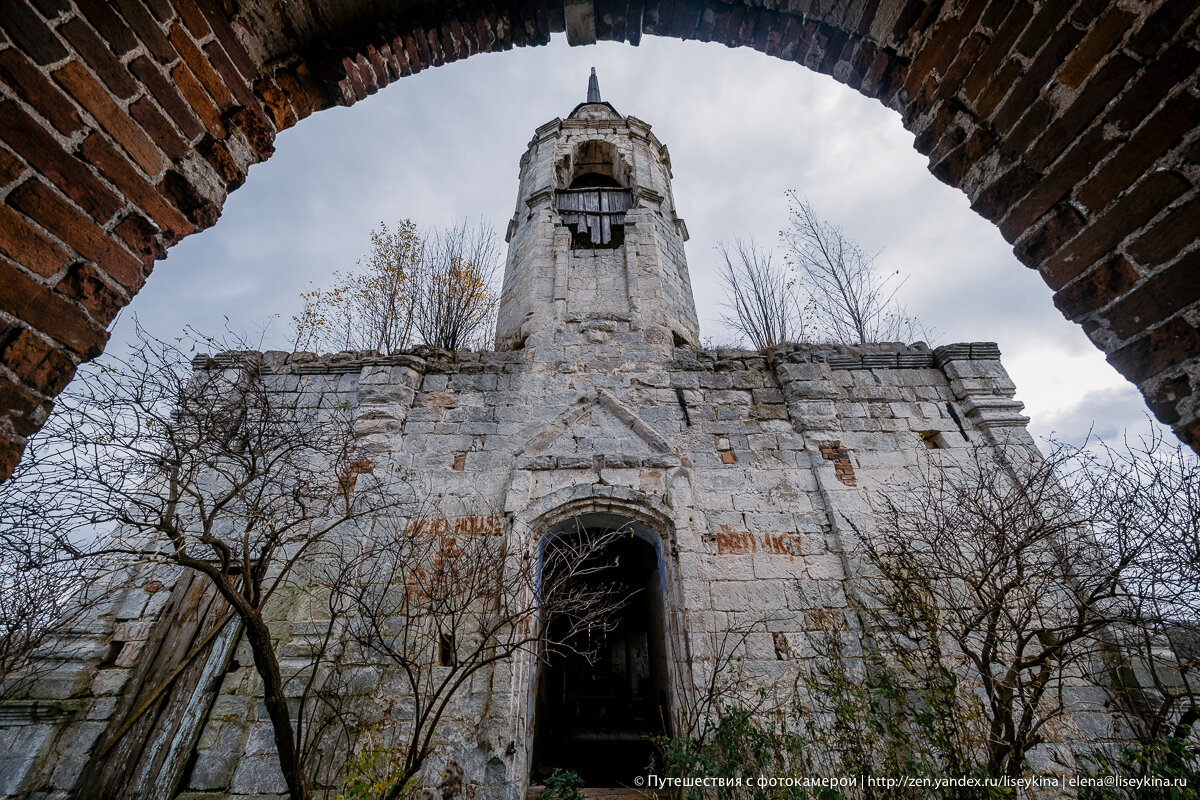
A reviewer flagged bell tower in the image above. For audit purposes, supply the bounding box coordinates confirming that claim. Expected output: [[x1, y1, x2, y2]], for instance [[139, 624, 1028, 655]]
[[494, 70, 700, 355]]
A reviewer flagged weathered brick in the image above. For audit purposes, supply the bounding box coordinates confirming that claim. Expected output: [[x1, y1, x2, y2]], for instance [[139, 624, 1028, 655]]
[[0, 373, 52, 437], [53, 61, 163, 175], [999, 97, 1056, 160], [113, 212, 167, 262], [890, 0, 934, 47], [1014, 0, 1071, 58], [930, 128, 993, 187], [227, 107, 276, 160], [1052, 256, 1140, 320], [171, 61, 226, 137], [74, 0, 140, 55], [992, 21, 1085, 132], [1108, 317, 1200, 382], [140, 0, 173, 23], [172, 0, 212, 38], [974, 58, 1023, 119], [902, 0, 988, 100], [340, 56, 368, 101], [0, 204, 70, 279], [203, 40, 262, 118], [198, 135, 244, 190], [7, 178, 147, 291], [0, 100, 124, 223], [111, 0, 177, 63], [911, 101, 956, 156], [3, 2, 68, 64], [0, 146, 23, 187], [935, 31, 987, 102], [1178, 417, 1200, 452], [128, 95, 190, 161], [160, 168, 221, 230], [1001, 127, 1113, 241], [193, 0, 258, 79], [1127, 193, 1200, 267], [272, 68, 314, 122], [962, 2, 1033, 103], [1015, 202, 1086, 270], [1078, 93, 1200, 213], [0, 47, 84, 135], [1024, 52, 1136, 172], [1042, 171, 1190, 289], [30, 0, 70, 16], [0, 260, 107, 356], [78, 133, 193, 240], [817, 26, 850, 75], [1127, 0, 1200, 57], [1144, 372, 1190, 424], [969, 164, 1039, 225], [169, 23, 235, 110], [0, 440, 19, 481], [128, 55, 205, 142], [57, 17, 140, 99], [0, 326, 76, 396], [1057, 8, 1135, 89], [1108, 40, 1200, 133], [58, 262, 126, 324], [254, 77, 298, 131], [1102, 249, 1200, 339], [1068, 0, 1107, 28]]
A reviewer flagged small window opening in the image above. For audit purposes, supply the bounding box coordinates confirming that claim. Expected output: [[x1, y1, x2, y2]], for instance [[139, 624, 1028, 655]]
[[917, 430, 945, 449], [98, 641, 124, 669], [438, 632, 456, 667], [556, 140, 631, 248]]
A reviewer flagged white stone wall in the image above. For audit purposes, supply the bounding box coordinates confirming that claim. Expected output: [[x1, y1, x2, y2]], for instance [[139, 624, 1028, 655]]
[[2, 336, 1104, 800]]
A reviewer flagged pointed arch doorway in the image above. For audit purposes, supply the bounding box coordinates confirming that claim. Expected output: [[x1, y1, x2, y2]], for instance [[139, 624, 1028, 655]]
[[532, 512, 674, 786]]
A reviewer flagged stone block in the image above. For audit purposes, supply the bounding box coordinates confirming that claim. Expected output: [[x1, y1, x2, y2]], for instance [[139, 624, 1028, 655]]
[[230, 753, 287, 795]]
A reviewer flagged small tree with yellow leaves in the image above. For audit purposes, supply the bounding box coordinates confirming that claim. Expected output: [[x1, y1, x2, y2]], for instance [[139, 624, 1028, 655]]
[[293, 220, 500, 354]]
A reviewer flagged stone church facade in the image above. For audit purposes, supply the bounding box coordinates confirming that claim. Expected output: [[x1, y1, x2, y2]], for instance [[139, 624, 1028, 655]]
[[1, 78, 1106, 799]]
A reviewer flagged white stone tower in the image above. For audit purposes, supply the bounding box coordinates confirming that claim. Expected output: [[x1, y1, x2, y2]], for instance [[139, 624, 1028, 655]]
[[495, 69, 700, 355]]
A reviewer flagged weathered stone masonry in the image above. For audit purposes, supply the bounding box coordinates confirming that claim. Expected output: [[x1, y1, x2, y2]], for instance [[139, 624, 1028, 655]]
[[1, 338, 1059, 799], [0, 86, 1120, 797], [1, 0, 1200, 479]]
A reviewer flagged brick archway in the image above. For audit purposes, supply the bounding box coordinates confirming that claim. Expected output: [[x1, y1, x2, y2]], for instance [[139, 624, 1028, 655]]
[[1, 0, 1198, 476]]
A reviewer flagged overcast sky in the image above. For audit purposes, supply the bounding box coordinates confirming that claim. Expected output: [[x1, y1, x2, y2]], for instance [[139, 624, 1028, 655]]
[[107, 34, 1157, 447]]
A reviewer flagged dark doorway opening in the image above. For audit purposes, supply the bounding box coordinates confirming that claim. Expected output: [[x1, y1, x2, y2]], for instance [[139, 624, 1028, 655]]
[[533, 524, 670, 786]]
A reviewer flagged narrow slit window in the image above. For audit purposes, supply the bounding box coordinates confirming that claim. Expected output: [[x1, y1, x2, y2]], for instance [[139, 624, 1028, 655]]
[[438, 632, 456, 667]]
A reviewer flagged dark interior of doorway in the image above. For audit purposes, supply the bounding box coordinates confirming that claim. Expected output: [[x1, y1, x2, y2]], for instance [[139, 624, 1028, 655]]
[[533, 528, 669, 787]]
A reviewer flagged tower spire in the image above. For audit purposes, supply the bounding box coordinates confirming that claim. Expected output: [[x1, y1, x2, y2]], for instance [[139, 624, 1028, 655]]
[[587, 67, 601, 103]]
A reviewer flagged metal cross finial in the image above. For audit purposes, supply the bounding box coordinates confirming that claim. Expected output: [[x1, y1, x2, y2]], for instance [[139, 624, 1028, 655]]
[[587, 67, 601, 103]]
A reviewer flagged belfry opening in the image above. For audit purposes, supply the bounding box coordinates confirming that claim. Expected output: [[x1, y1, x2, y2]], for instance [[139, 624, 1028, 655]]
[[532, 515, 671, 786]]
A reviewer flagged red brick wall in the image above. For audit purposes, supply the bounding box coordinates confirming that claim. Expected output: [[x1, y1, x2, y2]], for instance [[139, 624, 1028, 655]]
[[0, 0, 1198, 477]]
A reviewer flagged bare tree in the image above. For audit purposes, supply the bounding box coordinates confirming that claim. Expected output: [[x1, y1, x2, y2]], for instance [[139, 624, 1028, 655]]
[[0, 443, 103, 700], [782, 192, 923, 345], [293, 219, 500, 355], [9, 326, 409, 800], [328, 512, 628, 800], [293, 220, 423, 355], [858, 440, 1153, 779], [1060, 429, 1200, 749], [714, 237, 806, 349], [411, 220, 501, 351]]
